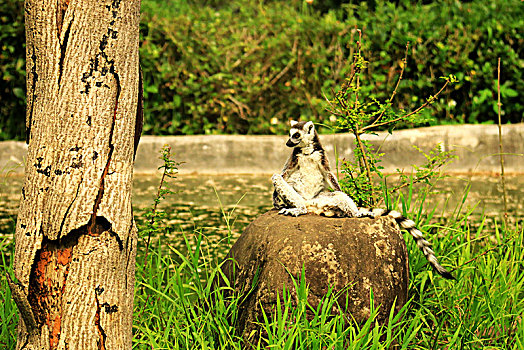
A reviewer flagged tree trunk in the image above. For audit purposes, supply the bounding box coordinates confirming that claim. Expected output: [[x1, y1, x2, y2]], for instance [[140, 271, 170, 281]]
[[8, 0, 141, 348]]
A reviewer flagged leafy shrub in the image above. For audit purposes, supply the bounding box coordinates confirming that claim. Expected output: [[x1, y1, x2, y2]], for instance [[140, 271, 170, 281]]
[[139, 0, 351, 135], [358, 0, 523, 125], [0, 0, 25, 141], [0, 0, 522, 139], [139, 0, 522, 136]]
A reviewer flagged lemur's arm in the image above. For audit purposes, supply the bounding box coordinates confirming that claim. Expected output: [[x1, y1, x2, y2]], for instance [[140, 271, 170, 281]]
[[326, 172, 342, 192], [319, 151, 342, 191], [272, 174, 307, 216], [281, 151, 299, 179]]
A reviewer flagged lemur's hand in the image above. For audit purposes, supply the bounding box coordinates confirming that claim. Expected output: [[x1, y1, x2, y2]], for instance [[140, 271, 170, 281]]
[[278, 207, 307, 217], [356, 209, 376, 218], [271, 173, 281, 184]]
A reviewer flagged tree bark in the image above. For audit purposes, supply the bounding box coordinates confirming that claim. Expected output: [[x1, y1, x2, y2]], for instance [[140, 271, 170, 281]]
[[8, 0, 141, 348]]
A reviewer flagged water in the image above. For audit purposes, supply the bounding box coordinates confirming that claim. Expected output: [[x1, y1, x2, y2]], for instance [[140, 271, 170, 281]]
[[1, 174, 522, 261]]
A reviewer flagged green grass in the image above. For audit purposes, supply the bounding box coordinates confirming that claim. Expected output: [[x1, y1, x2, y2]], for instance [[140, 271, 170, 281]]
[[1, 189, 523, 349], [129, 193, 524, 349]]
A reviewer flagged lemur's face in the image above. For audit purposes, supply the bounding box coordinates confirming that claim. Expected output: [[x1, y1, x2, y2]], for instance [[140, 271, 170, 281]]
[[286, 120, 315, 148]]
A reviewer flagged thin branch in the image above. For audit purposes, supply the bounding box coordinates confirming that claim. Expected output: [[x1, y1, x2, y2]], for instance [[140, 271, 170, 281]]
[[361, 79, 450, 133], [325, 109, 345, 117], [370, 42, 410, 128], [347, 168, 362, 200], [142, 147, 180, 272], [323, 90, 342, 117], [230, 33, 268, 69], [142, 150, 170, 268], [336, 30, 361, 104], [459, 245, 499, 268], [335, 93, 348, 114], [228, 95, 251, 120], [457, 231, 518, 268], [337, 69, 358, 104], [354, 132, 375, 205], [354, 29, 362, 109], [254, 39, 298, 97], [268, 57, 296, 87], [268, 39, 298, 86]]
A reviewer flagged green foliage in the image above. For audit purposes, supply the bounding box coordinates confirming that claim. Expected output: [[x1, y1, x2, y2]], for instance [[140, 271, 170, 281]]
[[0, 241, 17, 348], [357, 0, 523, 126], [138, 0, 523, 136], [0, 0, 25, 141], [132, 208, 524, 348], [139, 0, 348, 135], [121, 148, 524, 349], [0, 0, 522, 139], [400, 144, 458, 190], [339, 138, 456, 207]]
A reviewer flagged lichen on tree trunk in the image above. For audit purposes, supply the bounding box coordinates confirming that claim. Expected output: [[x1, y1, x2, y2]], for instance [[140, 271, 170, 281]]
[[9, 0, 142, 348]]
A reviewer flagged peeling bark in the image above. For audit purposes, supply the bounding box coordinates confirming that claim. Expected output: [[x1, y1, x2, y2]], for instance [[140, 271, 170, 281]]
[[25, 40, 37, 144], [56, 0, 70, 36], [95, 291, 108, 350], [134, 66, 143, 159], [11, 0, 141, 348], [57, 17, 72, 87]]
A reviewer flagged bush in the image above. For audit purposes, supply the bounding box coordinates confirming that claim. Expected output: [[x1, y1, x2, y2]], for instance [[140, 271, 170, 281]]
[[140, 0, 354, 135], [0, 0, 25, 141], [139, 0, 523, 135], [359, 0, 523, 125], [0, 0, 522, 139]]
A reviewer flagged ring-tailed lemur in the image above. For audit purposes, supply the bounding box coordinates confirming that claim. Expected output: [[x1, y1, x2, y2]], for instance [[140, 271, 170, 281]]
[[272, 120, 454, 279]]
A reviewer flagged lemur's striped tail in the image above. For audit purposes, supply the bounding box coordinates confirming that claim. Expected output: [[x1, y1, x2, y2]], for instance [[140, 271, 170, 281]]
[[363, 208, 455, 280]]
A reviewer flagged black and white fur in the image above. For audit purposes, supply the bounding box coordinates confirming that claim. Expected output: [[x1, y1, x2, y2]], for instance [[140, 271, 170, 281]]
[[272, 120, 454, 280]]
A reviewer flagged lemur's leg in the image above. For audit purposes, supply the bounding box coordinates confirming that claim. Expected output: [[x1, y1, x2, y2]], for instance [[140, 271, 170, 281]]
[[307, 191, 372, 218], [334, 192, 365, 217], [306, 192, 344, 217], [271, 174, 308, 216]]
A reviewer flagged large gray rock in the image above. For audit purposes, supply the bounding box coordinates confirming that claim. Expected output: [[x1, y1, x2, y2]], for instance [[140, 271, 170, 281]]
[[223, 210, 409, 339]]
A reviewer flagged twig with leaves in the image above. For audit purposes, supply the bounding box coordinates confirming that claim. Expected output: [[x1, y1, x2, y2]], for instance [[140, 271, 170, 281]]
[[142, 145, 181, 269]]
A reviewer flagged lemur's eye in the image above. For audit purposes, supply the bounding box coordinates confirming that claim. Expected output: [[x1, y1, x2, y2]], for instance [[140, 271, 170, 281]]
[[292, 132, 300, 139]]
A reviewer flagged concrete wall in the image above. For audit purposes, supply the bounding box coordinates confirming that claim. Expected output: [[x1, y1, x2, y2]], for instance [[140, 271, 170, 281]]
[[1, 124, 523, 175]]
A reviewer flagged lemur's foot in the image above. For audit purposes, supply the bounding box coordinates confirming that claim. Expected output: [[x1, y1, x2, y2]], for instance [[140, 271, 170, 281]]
[[278, 207, 307, 216], [356, 209, 375, 218]]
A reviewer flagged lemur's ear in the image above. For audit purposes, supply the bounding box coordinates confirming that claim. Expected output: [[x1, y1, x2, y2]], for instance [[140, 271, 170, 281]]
[[290, 120, 298, 127], [305, 121, 314, 133]]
